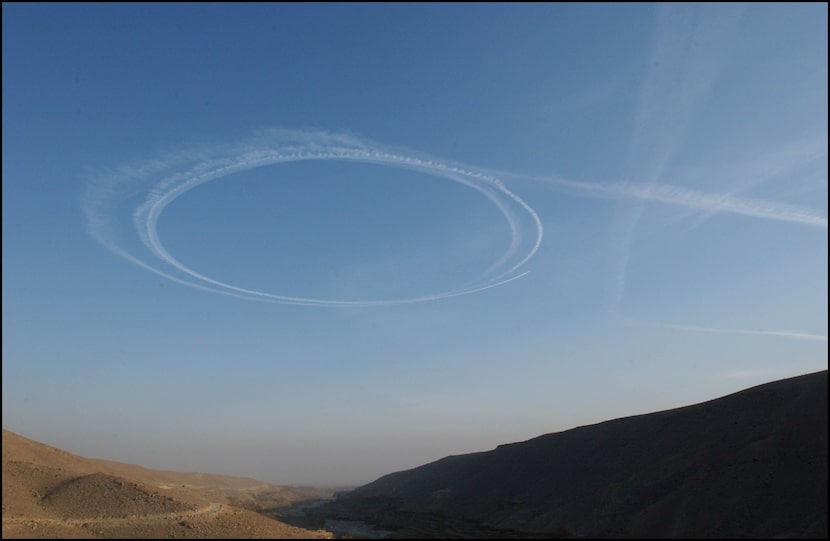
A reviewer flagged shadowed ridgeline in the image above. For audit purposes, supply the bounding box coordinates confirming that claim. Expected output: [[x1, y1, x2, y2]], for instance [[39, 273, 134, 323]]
[[316, 370, 827, 538]]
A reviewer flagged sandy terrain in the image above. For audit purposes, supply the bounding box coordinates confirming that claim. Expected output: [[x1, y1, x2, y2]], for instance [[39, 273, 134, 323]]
[[2, 429, 333, 539]]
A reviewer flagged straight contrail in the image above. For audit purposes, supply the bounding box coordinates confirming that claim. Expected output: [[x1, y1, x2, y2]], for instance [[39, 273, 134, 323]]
[[612, 3, 746, 306], [498, 172, 828, 229], [623, 316, 828, 343], [662, 323, 827, 342]]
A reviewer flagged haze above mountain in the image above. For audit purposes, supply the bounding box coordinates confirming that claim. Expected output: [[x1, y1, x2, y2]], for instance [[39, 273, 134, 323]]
[[309, 370, 828, 538], [4, 370, 827, 539]]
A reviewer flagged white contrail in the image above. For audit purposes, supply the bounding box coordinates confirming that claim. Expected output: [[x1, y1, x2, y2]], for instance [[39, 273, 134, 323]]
[[85, 129, 543, 306], [135, 151, 537, 306], [497, 172, 828, 229], [611, 3, 746, 306], [607, 180, 827, 228], [623, 316, 828, 342], [670, 138, 828, 230], [663, 323, 827, 342], [84, 128, 824, 308]]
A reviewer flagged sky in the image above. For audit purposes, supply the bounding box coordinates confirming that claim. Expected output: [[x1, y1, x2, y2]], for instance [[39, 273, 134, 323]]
[[2, 3, 827, 487]]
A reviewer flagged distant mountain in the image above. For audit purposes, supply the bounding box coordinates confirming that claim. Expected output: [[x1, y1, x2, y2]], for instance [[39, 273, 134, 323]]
[[317, 370, 828, 538]]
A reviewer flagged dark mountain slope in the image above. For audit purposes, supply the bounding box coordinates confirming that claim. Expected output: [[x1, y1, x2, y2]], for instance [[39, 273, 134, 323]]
[[327, 370, 827, 538]]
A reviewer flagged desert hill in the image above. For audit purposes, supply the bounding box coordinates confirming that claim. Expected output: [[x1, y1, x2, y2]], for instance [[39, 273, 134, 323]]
[[312, 370, 828, 538], [2, 429, 333, 539], [39, 472, 195, 519]]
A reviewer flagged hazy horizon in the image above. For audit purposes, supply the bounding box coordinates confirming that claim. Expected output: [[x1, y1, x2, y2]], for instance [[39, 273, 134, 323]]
[[3, 3, 827, 486]]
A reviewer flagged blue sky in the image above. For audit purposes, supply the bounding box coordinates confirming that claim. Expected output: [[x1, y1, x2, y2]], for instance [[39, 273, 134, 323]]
[[2, 3, 827, 486]]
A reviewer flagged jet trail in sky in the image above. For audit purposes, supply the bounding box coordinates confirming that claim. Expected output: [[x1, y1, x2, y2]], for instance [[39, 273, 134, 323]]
[[85, 129, 543, 306], [84, 128, 825, 309]]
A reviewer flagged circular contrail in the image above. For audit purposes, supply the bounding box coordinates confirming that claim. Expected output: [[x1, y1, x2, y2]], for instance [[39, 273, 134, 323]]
[[85, 129, 544, 306]]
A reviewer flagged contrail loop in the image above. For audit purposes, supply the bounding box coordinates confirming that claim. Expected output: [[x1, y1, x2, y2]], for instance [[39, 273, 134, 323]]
[[88, 132, 544, 306], [84, 129, 825, 310]]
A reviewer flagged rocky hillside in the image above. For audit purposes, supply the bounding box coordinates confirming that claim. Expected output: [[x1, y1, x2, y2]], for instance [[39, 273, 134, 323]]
[[2, 429, 333, 539], [319, 370, 828, 538]]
